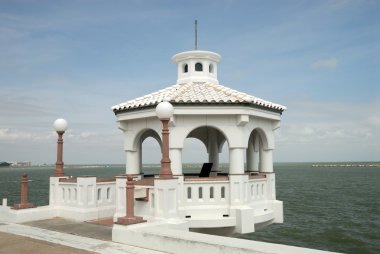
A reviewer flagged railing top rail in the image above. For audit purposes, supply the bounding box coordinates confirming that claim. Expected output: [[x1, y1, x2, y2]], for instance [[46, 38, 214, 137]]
[[249, 175, 267, 180], [184, 176, 229, 182], [59, 178, 77, 183], [58, 177, 116, 183], [96, 177, 116, 183], [135, 178, 155, 186]]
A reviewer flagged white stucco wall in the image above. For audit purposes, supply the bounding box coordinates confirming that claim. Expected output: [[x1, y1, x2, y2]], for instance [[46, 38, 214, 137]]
[[116, 105, 281, 175]]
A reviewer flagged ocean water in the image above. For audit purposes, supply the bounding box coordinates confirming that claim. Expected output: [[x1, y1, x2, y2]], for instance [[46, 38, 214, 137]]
[[0, 163, 379, 254]]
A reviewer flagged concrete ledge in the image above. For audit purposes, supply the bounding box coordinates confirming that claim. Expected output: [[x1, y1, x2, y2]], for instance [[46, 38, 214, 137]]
[[56, 205, 115, 221], [112, 222, 341, 254], [0, 204, 115, 223], [0, 206, 55, 223], [187, 216, 235, 228]]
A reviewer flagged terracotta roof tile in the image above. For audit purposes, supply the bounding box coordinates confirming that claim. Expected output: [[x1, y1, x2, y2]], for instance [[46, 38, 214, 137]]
[[112, 82, 286, 113]]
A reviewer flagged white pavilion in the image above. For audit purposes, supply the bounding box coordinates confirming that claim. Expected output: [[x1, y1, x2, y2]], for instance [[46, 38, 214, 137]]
[[1, 47, 342, 254], [111, 49, 286, 235], [0, 47, 294, 254]]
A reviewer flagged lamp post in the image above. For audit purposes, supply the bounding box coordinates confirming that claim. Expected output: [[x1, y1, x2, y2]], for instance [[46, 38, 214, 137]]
[[53, 118, 68, 177], [156, 101, 174, 178]]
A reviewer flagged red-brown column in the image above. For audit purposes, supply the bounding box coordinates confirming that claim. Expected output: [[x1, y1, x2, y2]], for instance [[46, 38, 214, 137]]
[[55, 131, 65, 177], [117, 175, 146, 225], [21, 172, 28, 205], [159, 119, 172, 178], [14, 173, 34, 209], [126, 175, 134, 218]]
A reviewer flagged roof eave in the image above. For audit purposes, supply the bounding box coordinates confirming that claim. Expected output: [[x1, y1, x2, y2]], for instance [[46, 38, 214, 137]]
[[113, 102, 285, 116]]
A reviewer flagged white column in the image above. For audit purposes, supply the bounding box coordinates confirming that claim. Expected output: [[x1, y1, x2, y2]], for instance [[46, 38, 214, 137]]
[[260, 149, 273, 173], [154, 178, 179, 219], [138, 141, 142, 172], [229, 148, 245, 174], [246, 141, 254, 172], [114, 176, 126, 220], [125, 151, 140, 175], [253, 137, 260, 172], [170, 148, 183, 175], [77, 176, 97, 208], [208, 131, 219, 172]]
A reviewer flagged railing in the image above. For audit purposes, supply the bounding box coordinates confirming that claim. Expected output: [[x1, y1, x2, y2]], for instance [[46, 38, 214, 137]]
[[114, 176, 154, 218], [180, 174, 273, 218], [182, 179, 230, 218], [51, 177, 116, 209], [248, 179, 267, 201]]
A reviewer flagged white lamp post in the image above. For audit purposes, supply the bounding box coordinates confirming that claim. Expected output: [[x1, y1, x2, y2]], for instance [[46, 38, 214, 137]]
[[156, 101, 174, 178], [53, 118, 68, 177]]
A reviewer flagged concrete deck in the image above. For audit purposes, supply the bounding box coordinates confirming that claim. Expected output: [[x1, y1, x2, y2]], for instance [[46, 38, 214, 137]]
[[24, 218, 113, 241], [0, 231, 95, 254], [0, 219, 166, 254]]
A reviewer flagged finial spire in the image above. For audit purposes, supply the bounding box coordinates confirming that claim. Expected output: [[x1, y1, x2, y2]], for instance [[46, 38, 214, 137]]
[[195, 19, 198, 50]]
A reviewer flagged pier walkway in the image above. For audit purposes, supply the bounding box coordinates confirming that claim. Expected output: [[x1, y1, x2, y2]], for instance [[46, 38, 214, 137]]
[[0, 219, 165, 254], [0, 218, 341, 254]]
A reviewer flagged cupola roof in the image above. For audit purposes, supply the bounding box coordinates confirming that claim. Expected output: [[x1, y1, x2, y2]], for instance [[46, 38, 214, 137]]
[[112, 50, 286, 114]]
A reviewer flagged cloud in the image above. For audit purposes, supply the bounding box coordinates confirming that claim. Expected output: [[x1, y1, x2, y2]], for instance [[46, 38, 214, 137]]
[[275, 99, 380, 161], [0, 128, 59, 142], [367, 115, 380, 127], [312, 57, 338, 69], [0, 128, 34, 141]]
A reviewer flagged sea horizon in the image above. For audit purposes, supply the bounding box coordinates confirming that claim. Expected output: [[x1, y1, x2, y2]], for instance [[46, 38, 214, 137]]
[[2, 161, 379, 169]]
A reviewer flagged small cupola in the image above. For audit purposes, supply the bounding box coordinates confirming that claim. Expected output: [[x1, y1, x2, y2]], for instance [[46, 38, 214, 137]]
[[172, 50, 221, 84]]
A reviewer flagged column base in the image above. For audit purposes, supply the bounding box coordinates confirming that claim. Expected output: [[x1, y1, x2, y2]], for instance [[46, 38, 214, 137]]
[[13, 203, 35, 209], [116, 216, 146, 226]]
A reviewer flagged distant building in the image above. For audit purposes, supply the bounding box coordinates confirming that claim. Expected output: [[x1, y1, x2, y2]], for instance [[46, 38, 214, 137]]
[[11, 161, 32, 167], [0, 161, 11, 167]]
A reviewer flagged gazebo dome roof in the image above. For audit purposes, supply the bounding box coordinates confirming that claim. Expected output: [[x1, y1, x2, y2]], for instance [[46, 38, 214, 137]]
[[112, 50, 286, 115], [112, 81, 286, 114]]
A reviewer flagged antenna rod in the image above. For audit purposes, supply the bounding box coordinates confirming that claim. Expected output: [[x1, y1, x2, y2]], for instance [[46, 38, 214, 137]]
[[195, 19, 198, 50]]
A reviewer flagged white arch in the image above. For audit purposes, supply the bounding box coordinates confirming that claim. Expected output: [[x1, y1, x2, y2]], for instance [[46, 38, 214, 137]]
[[185, 126, 228, 174], [126, 128, 162, 175], [247, 128, 273, 173]]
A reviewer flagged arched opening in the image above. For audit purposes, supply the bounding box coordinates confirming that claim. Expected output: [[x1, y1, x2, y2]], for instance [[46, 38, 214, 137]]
[[182, 137, 207, 174], [126, 128, 162, 176], [97, 188, 101, 201], [141, 136, 162, 176], [195, 62, 203, 72], [209, 64, 214, 73], [187, 187, 192, 199], [182, 126, 229, 176], [107, 187, 111, 200], [198, 187, 203, 199], [183, 63, 188, 73], [247, 129, 269, 173]]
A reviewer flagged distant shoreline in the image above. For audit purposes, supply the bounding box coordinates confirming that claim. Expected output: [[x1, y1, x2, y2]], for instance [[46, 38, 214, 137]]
[[2, 162, 380, 169], [312, 164, 380, 168]]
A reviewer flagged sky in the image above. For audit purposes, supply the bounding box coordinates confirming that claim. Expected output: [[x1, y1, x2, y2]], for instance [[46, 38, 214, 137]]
[[0, 0, 379, 164]]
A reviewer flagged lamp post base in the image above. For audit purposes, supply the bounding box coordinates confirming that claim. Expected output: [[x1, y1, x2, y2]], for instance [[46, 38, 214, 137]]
[[116, 216, 146, 226], [13, 203, 35, 210]]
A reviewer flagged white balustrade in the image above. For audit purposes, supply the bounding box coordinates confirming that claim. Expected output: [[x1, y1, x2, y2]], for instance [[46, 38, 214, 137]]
[[51, 177, 116, 209], [182, 180, 230, 218], [248, 179, 267, 201]]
